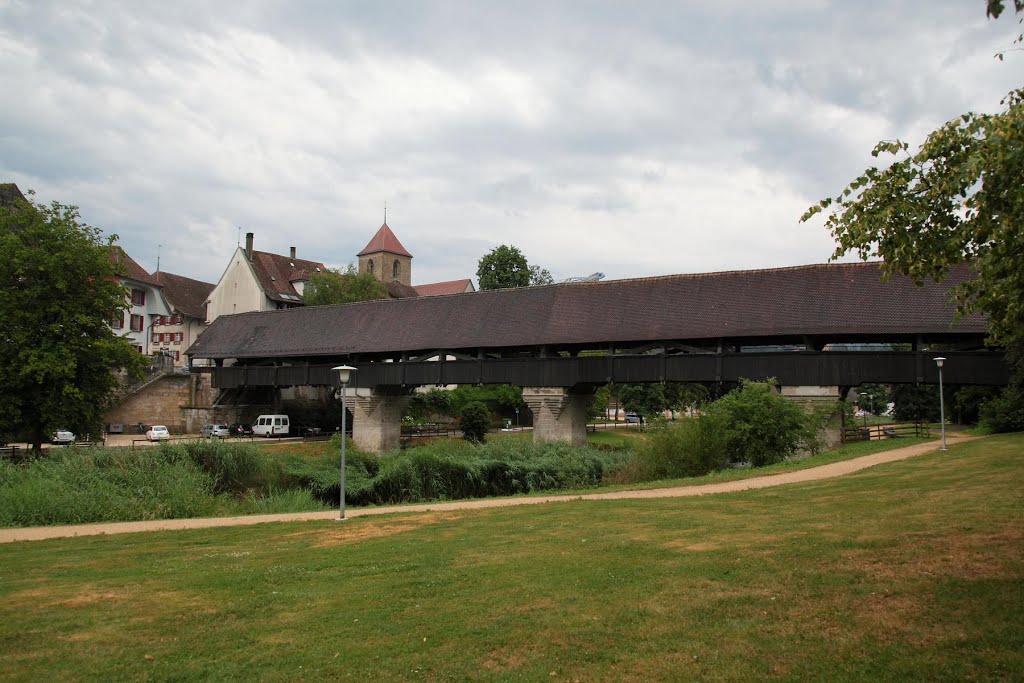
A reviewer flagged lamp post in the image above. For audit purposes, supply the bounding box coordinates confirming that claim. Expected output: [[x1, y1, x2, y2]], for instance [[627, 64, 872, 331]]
[[333, 365, 356, 519], [934, 357, 947, 451], [859, 392, 872, 428]]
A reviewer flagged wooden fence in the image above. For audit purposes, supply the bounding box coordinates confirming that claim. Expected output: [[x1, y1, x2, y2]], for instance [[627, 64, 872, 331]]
[[842, 422, 931, 443]]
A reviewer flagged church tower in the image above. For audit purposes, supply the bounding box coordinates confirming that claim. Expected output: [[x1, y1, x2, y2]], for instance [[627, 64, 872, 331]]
[[357, 222, 413, 287]]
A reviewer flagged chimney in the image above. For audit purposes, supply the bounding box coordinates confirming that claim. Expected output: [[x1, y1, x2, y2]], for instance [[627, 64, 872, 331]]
[[245, 232, 254, 261], [290, 246, 296, 259]]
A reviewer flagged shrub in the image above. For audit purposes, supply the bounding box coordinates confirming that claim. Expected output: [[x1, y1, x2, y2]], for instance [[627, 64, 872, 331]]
[[157, 440, 265, 493], [637, 416, 728, 479], [706, 379, 809, 466], [979, 385, 1024, 433], [460, 401, 490, 443], [0, 448, 217, 526]]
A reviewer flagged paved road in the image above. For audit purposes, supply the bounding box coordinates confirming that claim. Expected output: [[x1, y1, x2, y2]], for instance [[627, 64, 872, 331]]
[[0, 435, 978, 543]]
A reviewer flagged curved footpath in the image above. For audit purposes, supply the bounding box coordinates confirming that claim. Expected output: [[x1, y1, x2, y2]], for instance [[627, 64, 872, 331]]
[[0, 435, 978, 544]]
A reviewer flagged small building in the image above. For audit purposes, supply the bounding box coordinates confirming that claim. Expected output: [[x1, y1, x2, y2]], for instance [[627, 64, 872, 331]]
[[359, 221, 475, 297], [109, 248, 171, 354], [151, 272, 215, 368], [206, 233, 326, 324]]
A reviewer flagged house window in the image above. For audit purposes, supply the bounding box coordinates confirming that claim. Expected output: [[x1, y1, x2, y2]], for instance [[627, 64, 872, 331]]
[[175, 332, 183, 343], [130, 314, 144, 332], [367, 259, 375, 274], [133, 345, 143, 353], [131, 288, 146, 306], [174, 351, 180, 361], [393, 260, 400, 280], [173, 314, 183, 325], [111, 312, 124, 329]]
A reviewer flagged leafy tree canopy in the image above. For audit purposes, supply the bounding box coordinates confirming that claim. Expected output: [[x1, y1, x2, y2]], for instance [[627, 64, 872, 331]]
[[476, 245, 530, 290], [529, 265, 554, 286], [303, 264, 387, 306], [0, 192, 147, 450], [476, 245, 553, 290]]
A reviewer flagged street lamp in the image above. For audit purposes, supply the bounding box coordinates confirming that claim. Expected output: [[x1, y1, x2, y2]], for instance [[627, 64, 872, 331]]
[[859, 392, 872, 428], [333, 365, 356, 519], [934, 357, 947, 451]]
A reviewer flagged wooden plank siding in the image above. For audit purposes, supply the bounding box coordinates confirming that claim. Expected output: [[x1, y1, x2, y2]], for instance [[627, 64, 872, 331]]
[[209, 350, 1009, 390]]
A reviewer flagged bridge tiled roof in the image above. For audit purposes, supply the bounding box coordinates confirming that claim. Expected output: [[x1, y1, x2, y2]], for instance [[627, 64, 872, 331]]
[[187, 261, 988, 360]]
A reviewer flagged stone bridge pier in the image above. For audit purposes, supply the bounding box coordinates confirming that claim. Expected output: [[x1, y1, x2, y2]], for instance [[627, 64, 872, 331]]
[[348, 389, 412, 453], [522, 387, 591, 447], [779, 385, 844, 449]]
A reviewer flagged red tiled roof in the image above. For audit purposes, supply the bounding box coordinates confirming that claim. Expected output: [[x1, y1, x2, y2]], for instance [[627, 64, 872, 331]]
[[357, 223, 413, 258], [189, 261, 989, 360], [155, 271, 215, 320], [414, 279, 474, 297], [111, 247, 160, 286], [250, 251, 327, 304]]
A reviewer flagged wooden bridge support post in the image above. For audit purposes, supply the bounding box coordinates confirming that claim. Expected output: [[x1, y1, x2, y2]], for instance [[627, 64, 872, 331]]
[[349, 391, 412, 453], [522, 387, 589, 447], [778, 386, 843, 450]]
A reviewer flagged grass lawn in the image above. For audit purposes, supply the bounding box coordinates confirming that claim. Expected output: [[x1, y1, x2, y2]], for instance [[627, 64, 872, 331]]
[[1, 434, 1021, 681]]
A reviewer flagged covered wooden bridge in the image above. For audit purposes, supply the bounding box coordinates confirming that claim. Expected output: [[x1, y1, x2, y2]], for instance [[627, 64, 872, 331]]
[[188, 261, 1007, 450]]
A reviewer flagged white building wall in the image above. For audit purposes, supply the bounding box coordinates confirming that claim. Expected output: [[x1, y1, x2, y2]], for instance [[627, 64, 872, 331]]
[[206, 248, 270, 323]]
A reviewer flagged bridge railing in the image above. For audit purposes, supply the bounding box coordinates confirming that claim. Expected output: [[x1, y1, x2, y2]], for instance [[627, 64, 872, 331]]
[[208, 350, 1009, 390]]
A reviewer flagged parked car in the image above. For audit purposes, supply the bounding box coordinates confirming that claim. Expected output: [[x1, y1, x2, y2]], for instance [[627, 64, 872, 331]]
[[146, 425, 170, 441], [295, 424, 323, 437], [51, 429, 76, 445], [229, 423, 254, 437], [624, 413, 642, 424], [200, 424, 231, 438], [253, 414, 290, 437]]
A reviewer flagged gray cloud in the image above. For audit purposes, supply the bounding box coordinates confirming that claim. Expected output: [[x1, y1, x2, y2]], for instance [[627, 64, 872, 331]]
[[1, 0, 1020, 286]]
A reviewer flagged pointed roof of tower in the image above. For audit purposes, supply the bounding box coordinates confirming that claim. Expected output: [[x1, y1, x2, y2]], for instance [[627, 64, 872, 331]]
[[357, 222, 413, 258]]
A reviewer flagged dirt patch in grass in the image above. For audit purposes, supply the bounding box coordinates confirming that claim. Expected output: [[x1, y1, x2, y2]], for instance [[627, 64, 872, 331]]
[[290, 512, 465, 547], [843, 526, 1023, 583]]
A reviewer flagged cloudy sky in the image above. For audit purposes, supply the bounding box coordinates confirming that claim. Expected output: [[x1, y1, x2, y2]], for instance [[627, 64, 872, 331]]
[[1, 1, 1020, 287]]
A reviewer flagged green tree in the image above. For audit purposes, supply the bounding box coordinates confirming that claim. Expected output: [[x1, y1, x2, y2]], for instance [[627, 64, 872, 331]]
[[303, 264, 387, 306], [529, 265, 554, 285], [459, 401, 490, 443], [664, 383, 709, 418], [617, 383, 667, 421], [854, 384, 891, 416], [0, 193, 147, 451], [802, 4, 1023, 431], [703, 379, 810, 467], [476, 245, 531, 290]]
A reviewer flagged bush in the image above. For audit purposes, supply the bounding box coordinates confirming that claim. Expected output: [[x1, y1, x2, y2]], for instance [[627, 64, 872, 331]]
[[0, 448, 218, 526], [635, 379, 818, 476], [157, 440, 265, 493], [979, 385, 1024, 433], [637, 417, 727, 479], [705, 379, 810, 467], [460, 401, 490, 443], [330, 439, 632, 506]]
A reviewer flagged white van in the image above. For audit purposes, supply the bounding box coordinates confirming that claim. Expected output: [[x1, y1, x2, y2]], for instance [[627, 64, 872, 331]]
[[253, 414, 290, 437]]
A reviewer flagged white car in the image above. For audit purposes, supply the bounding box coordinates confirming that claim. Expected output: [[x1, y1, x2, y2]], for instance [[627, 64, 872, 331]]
[[51, 429, 75, 445], [146, 425, 171, 441]]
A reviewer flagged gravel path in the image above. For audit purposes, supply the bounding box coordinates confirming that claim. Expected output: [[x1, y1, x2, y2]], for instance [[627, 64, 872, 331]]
[[0, 435, 977, 543]]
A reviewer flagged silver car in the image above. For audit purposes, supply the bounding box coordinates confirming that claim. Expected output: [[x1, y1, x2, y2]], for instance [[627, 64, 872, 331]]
[[200, 424, 231, 438], [51, 429, 75, 445]]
